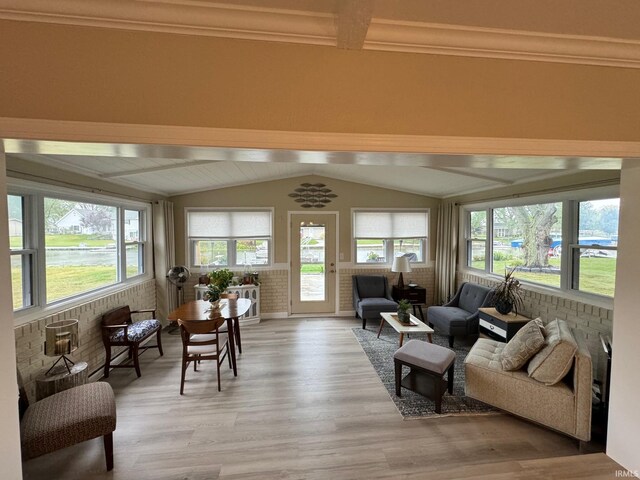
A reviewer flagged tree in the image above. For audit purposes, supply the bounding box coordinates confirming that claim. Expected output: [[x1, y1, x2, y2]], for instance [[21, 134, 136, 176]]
[[78, 204, 115, 235], [43, 198, 75, 233], [599, 205, 619, 236], [511, 204, 558, 268]]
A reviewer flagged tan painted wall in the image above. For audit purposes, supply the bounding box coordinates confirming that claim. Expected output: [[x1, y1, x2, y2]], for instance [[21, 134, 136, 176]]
[[2, 20, 640, 141], [170, 175, 440, 265]]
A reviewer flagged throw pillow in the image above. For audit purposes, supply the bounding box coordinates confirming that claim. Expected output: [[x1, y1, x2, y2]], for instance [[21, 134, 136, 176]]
[[500, 319, 546, 371], [527, 318, 578, 385]]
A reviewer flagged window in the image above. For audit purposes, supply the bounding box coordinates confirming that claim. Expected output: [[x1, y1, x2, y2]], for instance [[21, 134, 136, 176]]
[[464, 190, 619, 298], [492, 202, 562, 288], [466, 210, 487, 270], [353, 210, 428, 264], [8, 184, 150, 315], [187, 209, 273, 268], [572, 198, 619, 297], [8, 194, 34, 310]]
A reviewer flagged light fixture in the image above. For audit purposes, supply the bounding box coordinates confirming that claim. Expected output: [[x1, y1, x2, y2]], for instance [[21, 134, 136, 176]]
[[391, 256, 412, 289], [45, 319, 79, 375]]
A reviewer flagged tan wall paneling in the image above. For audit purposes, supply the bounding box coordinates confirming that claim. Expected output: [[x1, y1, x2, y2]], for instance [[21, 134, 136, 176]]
[[2, 20, 640, 141]]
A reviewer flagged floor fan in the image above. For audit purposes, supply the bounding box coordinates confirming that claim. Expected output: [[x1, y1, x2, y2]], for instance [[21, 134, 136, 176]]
[[166, 266, 190, 334]]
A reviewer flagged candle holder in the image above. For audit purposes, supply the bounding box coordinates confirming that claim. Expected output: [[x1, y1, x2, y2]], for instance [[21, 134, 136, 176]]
[[45, 319, 79, 375]]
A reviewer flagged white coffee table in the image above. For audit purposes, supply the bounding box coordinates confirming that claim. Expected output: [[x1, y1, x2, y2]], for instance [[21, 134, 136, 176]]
[[378, 312, 434, 347]]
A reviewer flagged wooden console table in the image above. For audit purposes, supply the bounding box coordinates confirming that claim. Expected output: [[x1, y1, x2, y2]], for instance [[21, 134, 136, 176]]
[[392, 285, 427, 320]]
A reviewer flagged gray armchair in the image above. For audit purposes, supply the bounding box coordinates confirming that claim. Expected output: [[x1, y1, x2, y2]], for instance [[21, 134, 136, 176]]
[[427, 282, 493, 347], [352, 275, 398, 329]]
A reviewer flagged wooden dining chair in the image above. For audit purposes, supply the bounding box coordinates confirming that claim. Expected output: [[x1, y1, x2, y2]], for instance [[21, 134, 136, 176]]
[[178, 316, 231, 394]]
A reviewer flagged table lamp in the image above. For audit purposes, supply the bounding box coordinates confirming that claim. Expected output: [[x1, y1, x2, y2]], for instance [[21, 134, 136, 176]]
[[392, 256, 412, 289], [45, 319, 79, 375]]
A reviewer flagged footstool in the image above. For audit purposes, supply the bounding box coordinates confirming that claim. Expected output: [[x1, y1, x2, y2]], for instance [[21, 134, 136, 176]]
[[394, 339, 456, 414]]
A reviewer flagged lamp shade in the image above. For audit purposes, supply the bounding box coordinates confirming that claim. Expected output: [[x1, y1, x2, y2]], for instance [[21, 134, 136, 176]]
[[45, 319, 79, 357], [391, 256, 412, 273]]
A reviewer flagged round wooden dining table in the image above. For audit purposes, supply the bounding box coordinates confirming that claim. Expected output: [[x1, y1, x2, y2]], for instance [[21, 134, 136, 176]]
[[167, 298, 250, 376]]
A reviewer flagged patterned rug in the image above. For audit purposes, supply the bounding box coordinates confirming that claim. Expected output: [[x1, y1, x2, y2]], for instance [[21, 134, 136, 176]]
[[352, 325, 496, 419]]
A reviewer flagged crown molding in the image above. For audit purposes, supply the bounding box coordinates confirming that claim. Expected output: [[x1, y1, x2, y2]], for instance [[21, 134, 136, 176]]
[[1, 117, 638, 162], [1, 0, 640, 68], [366, 19, 640, 69]]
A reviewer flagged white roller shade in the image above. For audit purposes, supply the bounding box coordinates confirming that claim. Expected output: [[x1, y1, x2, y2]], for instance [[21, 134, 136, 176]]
[[188, 210, 272, 238], [354, 211, 428, 239]]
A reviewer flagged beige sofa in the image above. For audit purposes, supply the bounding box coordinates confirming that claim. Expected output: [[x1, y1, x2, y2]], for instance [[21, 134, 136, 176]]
[[464, 324, 592, 441]]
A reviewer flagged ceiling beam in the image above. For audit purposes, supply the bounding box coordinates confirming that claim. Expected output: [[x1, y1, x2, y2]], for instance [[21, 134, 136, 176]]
[[423, 166, 515, 184], [99, 159, 221, 178], [335, 0, 373, 50]]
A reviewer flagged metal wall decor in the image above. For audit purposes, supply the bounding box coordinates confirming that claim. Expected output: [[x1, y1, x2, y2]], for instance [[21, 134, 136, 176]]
[[288, 183, 337, 208]]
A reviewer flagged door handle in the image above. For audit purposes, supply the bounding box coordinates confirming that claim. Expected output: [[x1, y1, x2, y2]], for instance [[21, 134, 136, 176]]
[[330, 263, 335, 266], [330, 269, 335, 273]]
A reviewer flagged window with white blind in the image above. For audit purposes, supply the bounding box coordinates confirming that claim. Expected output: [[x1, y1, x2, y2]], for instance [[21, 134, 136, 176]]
[[187, 209, 273, 268], [353, 210, 429, 264]]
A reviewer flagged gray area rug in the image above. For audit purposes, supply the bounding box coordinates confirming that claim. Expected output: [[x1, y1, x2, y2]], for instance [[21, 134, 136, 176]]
[[352, 325, 496, 419]]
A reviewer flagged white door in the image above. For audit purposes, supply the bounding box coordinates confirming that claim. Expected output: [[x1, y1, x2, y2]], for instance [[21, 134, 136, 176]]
[[290, 213, 337, 314]]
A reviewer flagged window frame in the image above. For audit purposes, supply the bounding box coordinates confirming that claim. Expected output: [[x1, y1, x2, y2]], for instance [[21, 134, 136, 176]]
[[8, 180, 152, 325], [460, 186, 619, 301], [352, 208, 429, 266], [185, 208, 274, 270]]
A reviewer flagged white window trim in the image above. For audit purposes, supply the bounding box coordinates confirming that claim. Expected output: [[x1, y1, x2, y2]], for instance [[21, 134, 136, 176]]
[[459, 185, 619, 307], [185, 207, 274, 271], [351, 208, 430, 266], [9, 179, 153, 326]]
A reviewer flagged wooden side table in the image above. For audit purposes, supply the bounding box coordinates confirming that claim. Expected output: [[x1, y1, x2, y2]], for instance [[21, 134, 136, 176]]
[[35, 361, 89, 401], [392, 285, 427, 320], [478, 307, 530, 342]]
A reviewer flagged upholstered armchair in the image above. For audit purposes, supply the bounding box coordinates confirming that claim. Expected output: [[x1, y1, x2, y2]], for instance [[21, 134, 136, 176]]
[[426, 282, 493, 347], [352, 275, 398, 329]]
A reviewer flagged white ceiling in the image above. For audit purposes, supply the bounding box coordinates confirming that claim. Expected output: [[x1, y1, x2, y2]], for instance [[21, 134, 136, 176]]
[[13, 152, 586, 198]]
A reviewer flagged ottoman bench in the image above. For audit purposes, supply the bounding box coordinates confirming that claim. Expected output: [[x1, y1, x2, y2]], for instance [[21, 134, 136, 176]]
[[394, 340, 456, 413]]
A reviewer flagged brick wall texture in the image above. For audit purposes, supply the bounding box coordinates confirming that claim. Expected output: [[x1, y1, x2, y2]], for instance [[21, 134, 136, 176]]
[[15, 279, 156, 401], [460, 271, 612, 382]]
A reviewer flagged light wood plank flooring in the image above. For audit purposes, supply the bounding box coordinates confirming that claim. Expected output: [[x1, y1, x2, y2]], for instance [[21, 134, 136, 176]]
[[22, 318, 621, 479]]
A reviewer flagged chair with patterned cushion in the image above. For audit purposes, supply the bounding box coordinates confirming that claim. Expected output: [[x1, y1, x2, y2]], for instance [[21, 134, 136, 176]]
[[101, 306, 163, 378], [19, 372, 117, 471]]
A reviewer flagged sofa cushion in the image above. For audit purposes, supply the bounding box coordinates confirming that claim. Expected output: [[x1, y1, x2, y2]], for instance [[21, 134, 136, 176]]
[[500, 319, 545, 371], [358, 298, 398, 317], [457, 283, 492, 313], [527, 318, 578, 385], [394, 339, 455, 374]]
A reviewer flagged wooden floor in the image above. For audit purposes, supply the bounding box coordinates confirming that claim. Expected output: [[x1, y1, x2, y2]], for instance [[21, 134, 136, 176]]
[[22, 317, 622, 479]]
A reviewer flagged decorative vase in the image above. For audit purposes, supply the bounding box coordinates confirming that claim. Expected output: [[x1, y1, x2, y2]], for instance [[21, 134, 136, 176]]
[[495, 298, 513, 315], [397, 310, 410, 323], [198, 274, 210, 285]]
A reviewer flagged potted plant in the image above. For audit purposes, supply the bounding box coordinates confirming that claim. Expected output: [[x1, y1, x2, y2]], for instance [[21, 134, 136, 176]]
[[205, 268, 234, 305], [492, 267, 524, 315], [397, 299, 411, 323]]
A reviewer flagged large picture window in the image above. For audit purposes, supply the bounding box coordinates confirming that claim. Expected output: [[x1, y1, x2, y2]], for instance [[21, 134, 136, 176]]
[[8, 185, 150, 316], [187, 209, 273, 268], [464, 191, 619, 298], [353, 210, 428, 264]]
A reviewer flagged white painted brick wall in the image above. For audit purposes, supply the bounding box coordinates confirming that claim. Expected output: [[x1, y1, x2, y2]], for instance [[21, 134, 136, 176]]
[[15, 279, 156, 400], [460, 271, 612, 383]]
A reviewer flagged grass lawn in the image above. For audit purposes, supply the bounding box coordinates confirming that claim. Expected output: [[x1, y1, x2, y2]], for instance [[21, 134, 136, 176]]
[[300, 264, 324, 273], [10, 234, 113, 248], [12, 265, 142, 307], [471, 257, 615, 297]]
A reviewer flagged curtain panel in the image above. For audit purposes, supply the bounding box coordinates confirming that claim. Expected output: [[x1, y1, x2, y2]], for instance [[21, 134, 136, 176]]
[[153, 200, 175, 324], [434, 203, 459, 305]]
